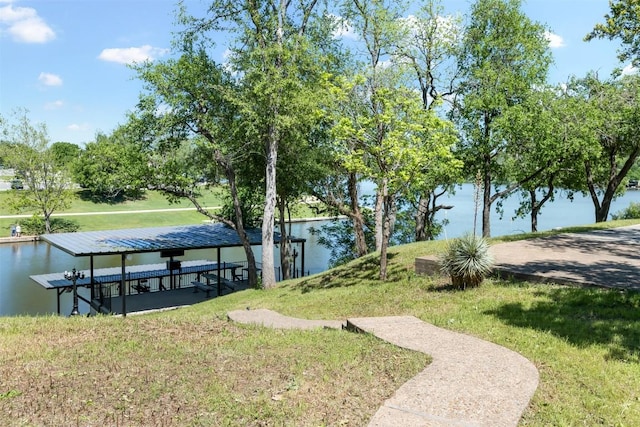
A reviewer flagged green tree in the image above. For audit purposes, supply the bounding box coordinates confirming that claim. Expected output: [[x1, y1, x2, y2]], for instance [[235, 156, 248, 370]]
[[567, 73, 640, 222], [49, 141, 81, 171], [131, 48, 263, 288], [0, 111, 74, 233], [586, 0, 640, 67], [327, 0, 459, 280], [496, 85, 594, 232], [74, 130, 148, 202], [393, 0, 465, 240], [179, 0, 327, 288], [453, 0, 552, 237]]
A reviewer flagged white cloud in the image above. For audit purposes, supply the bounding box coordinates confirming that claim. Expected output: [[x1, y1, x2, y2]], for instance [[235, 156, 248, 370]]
[[544, 31, 565, 49], [0, 3, 55, 43], [329, 14, 357, 40], [38, 72, 62, 86], [98, 45, 169, 65], [44, 100, 64, 110], [621, 63, 638, 76], [67, 123, 90, 132], [221, 48, 238, 75]]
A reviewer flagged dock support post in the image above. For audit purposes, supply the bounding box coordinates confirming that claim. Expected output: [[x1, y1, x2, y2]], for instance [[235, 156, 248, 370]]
[[301, 242, 306, 277], [217, 248, 222, 296], [121, 253, 127, 317]]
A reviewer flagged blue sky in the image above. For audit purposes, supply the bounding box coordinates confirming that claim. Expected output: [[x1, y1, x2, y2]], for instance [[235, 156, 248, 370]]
[[0, 0, 634, 146]]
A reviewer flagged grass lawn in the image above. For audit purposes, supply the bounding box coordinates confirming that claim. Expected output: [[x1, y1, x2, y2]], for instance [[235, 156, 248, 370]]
[[0, 188, 329, 236], [0, 188, 224, 216], [2, 223, 640, 425]]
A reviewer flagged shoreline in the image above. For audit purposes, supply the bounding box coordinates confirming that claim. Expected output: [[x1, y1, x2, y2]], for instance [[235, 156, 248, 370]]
[[0, 235, 39, 244], [0, 216, 344, 244]]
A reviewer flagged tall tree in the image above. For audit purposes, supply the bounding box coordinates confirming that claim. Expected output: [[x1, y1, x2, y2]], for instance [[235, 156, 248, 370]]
[[496, 85, 592, 232], [74, 130, 148, 202], [393, 0, 464, 240], [131, 48, 262, 288], [0, 111, 74, 233], [453, 0, 552, 237], [329, 0, 458, 280], [567, 73, 640, 222], [586, 0, 640, 67], [49, 141, 81, 171], [180, 0, 326, 288]]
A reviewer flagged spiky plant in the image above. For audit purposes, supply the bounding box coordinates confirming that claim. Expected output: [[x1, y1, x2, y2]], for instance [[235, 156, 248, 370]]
[[440, 233, 494, 289]]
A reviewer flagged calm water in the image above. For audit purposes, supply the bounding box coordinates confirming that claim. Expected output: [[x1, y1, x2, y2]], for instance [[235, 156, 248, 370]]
[[3, 185, 640, 316]]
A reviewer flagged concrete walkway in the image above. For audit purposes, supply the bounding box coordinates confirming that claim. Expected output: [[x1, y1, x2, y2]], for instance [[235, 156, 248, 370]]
[[228, 309, 538, 427], [490, 224, 640, 291]]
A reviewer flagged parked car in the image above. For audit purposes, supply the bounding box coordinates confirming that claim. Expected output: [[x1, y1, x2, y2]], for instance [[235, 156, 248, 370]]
[[10, 179, 23, 190]]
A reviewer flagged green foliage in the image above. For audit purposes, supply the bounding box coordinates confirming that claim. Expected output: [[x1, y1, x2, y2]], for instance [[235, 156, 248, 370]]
[[585, 0, 640, 67], [18, 215, 79, 235], [49, 142, 81, 171], [612, 202, 640, 220], [1, 110, 74, 233], [563, 73, 640, 222], [74, 130, 149, 202], [453, 0, 552, 237], [218, 186, 263, 229], [439, 233, 494, 289]]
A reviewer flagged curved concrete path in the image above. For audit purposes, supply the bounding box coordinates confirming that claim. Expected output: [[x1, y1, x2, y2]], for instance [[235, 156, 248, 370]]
[[228, 309, 538, 427]]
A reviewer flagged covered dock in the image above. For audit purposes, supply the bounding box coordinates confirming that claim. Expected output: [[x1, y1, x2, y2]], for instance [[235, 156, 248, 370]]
[[33, 223, 305, 316]]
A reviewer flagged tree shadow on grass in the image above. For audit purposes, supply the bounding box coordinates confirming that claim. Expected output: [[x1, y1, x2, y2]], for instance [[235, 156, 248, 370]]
[[485, 284, 640, 362], [293, 253, 402, 293], [76, 189, 147, 205]]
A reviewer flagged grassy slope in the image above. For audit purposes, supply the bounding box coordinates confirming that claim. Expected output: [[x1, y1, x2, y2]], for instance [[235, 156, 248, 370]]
[[2, 187, 640, 425], [2, 223, 640, 425]]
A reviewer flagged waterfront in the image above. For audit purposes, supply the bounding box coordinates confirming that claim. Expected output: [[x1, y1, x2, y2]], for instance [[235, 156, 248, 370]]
[[3, 185, 640, 316]]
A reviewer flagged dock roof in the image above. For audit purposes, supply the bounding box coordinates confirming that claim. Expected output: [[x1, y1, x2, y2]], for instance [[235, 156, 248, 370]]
[[40, 223, 304, 257]]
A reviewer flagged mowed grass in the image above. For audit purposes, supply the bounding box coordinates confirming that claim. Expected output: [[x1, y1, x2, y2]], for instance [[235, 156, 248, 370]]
[[0, 189, 224, 216], [2, 228, 640, 425], [0, 189, 328, 235]]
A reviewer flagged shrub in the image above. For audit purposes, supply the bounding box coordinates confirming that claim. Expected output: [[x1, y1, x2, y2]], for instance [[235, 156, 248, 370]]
[[612, 202, 640, 220], [439, 233, 494, 289], [19, 215, 79, 235]]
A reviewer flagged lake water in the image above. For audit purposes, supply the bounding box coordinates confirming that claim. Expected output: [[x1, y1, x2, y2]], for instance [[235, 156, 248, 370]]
[[3, 184, 640, 317]]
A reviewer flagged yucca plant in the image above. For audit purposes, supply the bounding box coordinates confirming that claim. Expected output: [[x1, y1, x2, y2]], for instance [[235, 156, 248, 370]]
[[439, 233, 494, 290]]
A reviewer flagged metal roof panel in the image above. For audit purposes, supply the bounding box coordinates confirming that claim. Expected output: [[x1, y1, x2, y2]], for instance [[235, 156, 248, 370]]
[[40, 223, 304, 257]]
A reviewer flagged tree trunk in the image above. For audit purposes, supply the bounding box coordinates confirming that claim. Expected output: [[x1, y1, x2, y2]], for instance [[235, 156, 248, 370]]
[[222, 159, 258, 287], [415, 189, 453, 241], [262, 126, 278, 288], [415, 195, 428, 241], [43, 211, 52, 234], [529, 189, 538, 233], [596, 192, 614, 223], [277, 197, 291, 280], [529, 179, 555, 233], [348, 173, 369, 257], [482, 159, 492, 238], [374, 189, 384, 252], [379, 192, 395, 281]]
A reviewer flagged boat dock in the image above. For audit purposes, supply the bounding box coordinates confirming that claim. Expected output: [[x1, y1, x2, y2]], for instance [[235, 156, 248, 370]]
[[30, 260, 250, 316]]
